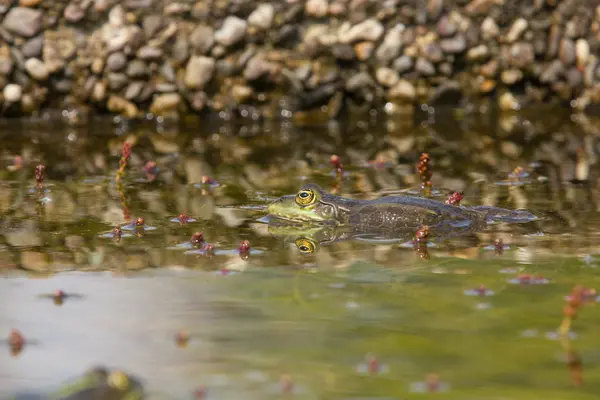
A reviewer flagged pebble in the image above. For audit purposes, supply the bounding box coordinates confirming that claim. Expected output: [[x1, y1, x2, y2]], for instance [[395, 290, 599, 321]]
[[184, 56, 215, 89], [64, 3, 85, 23], [0, 56, 13, 75], [437, 16, 457, 38], [354, 42, 375, 61], [189, 25, 214, 55], [393, 55, 413, 74], [375, 25, 404, 62], [415, 57, 435, 76], [106, 52, 127, 72], [506, 18, 528, 43], [340, 19, 384, 43], [376, 67, 399, 87], [24, 57, 48, 80], [248, 4, 275, 30], [576, 39, 589, 69], [124, 81, 144, 100], [388, 79, 416, 101], [3, 83, 22, 103], [440, 34, 467, 54], [137, 46, 162, 60], [150, 93, 181, 115], [559, 38, 576, 66], [126, 59, 148, 78], [214, 16, 247, 47], [481, 17, 499, 40], [21, 35, 43, 58], [3, 7, 42, 37], [306, 0, 328, 18], [467, 44, 489, 61]]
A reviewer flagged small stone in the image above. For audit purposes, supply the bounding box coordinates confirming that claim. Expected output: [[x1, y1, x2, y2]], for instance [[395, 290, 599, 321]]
[[107, 95, 138, 118], [126, 59, 147, 78], [375, 25, 404, 62], [340, 19, 384, 43], [64, 3, 85, 23], [142, 15, 163, 39], [565, 67, 583, 88], [107, 73, 128, 91], [214, 16, 247, 47], [440, 33, 467, 54], [499, 92, 520, 111], [189, 25, 214, 54], [106, 52, 127, 71], [150, 93, 181, 114], [466, 44, 489, 61], [332, 43, 354, 60], [20, 0, 42, 6], [508, 42, 534, 69], [0, 56, 13, 75], [92, 80, 106, 101], [3, 83, 22, 103], [137, 46, 162, 60], [3, 7, 42, 37], [124, 81, 144, 100], [576, 39, 589, 69], [171, 34, 189, 65], [540, 60, 564, 83], [506, 18, 528, 43], [190, 91, 207, 111], [354, 42, 374, 61], [184, 56, 215, 89], [388, 79, 416, 101], [465, 0, 498, 15], [248, 4, 275, 30], [232, 84, 253, 103], [376, 67, 399, 87], [437, 16, 456, 38], [423, 43, 443, 63], [427, 0, 444, 21], [559, 38, 576, 66], [306, 0, 328, 18], [481, 17, 499, 40], [24, 57, 48, 80], [393, 55, 413, 74], [21, 35, 43, 58], [244, 55, 275, 81], [415, 58, 435, 76], [501, 69, 523, 85]]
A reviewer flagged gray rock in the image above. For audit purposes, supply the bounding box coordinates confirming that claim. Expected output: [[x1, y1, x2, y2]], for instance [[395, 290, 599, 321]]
[[3, 83, 22, 103], [244, 56, 275, 81], [346, 71, 375, 92], [24, 58, 48, 80], [0, 55, 13, 75], [126, 59, 148, 78], [440, 33, 467, 54], [159, 62, 175, 81], [137, 46, 162, 60], [107, 73, 128, 91], [415, 58, 435, 76], [106, 52, 127, 71], [2, 7, 42, 38], [142, 15, 163, 39], [332, 43, 355, 60], [393, 55, 413, 74], [375, 25, 404, 63], [565, 67, 582, 88], [64, 3, 85, 23], [248, 4, 275, 30], [125, 81, 145, 100], [340, 19, 384, 43], [508, 42, 534, 69], [189, 25, 214, 55], [559, 38, 576, 66], [437, 16, 457, 38], [376, 67, 399, 87], [184, 56, 215, 89], [22, 35, 44, 58], [427, 0, 444, 21], [539, 61, 564, 84], [423, 42, 444, 63], [155, 83, 177, 92], [172, 34, 189, 64], [214, 16, 247, 47]]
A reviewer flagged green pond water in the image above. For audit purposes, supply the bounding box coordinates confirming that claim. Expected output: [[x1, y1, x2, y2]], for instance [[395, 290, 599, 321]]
[[1, 109, 600, 399]]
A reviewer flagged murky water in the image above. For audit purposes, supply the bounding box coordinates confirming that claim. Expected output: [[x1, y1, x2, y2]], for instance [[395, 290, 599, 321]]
[[2, 110, 600, 398]]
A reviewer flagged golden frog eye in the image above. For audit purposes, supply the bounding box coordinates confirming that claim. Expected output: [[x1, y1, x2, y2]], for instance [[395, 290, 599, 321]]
[[295, 189, 315, 206], [295, 238, 316, 254]]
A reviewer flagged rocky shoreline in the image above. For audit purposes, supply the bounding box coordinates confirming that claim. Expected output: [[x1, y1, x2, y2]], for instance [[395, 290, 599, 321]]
[[1, 0, 600, 119]]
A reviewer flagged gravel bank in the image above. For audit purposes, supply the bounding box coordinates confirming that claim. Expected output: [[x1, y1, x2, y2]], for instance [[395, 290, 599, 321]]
[[1, 0, 600, 118]]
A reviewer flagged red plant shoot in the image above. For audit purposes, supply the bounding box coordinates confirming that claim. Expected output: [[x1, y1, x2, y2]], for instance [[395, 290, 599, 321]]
[[330, 154, 344, 177], [113, 226, 122, 241], [116, 142, 132, 183], [239, 240, 251, 260], [445, 191, 464, 206], [191, 232, 204, 246], [417, 153, 432, 196], [414, 225, 430, 260], [178, 213, 191, 225], [8, 329, 25, 356]]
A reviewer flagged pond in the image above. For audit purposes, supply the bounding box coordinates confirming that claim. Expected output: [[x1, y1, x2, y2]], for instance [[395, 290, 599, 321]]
[[1, 108, 600, 399]]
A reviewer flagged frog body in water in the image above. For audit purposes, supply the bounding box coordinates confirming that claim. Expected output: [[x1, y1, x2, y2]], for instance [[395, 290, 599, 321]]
[[267, 183, 536, 233]]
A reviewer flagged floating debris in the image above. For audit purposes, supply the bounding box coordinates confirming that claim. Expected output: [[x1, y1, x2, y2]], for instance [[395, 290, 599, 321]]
[[194, 176, 220, 189], [508, 273, 549, 285], [171, 213, 196, 225], [4, 329, 28, 356], [38, 289, 84, 306], [410, 373, 449, 393], [355, 353, 389, 375], [414, 225, 431, 259], [445, 191, 464, 206], [464, 285, 494, 296], [175, 330, 190, 348]]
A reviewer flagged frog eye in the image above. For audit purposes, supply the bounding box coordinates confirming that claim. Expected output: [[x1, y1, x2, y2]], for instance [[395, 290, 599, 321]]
[[295, 238, 316, 254], [295, 189, 315, 206]]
